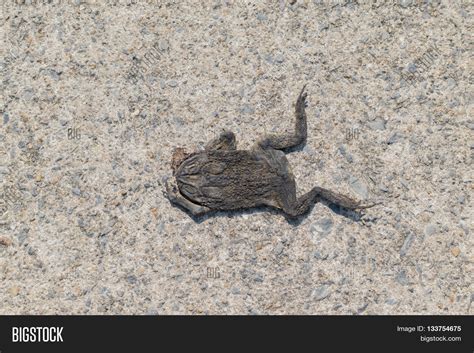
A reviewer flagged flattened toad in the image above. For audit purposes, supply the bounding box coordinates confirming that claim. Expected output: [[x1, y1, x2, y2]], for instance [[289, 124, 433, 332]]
[[165, 86, 376, 218]]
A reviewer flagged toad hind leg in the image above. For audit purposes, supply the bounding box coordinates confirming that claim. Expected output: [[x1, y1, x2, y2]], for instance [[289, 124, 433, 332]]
[[165, 179, 210, 216], [283, 186, 377, 218], [257, 85, 308, 150]]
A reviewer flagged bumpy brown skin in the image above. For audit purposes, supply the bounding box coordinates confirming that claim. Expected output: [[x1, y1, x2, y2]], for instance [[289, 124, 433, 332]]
[[165, 86, 377, 218], [175, 149, 290, 210]]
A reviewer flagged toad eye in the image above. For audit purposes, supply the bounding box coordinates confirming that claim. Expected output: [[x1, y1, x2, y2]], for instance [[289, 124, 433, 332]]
[[181, 184, 198, 196], [203, 161, 226, 175], [183, 164, 199, 174], [181, 157, 202, 175]]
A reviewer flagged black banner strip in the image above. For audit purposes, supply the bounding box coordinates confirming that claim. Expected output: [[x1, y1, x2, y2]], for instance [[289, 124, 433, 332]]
[[0, 315, 472, 352]]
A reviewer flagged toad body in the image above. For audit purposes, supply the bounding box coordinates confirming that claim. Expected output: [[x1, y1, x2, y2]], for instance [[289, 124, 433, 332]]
[[165, 86, 375, 218]]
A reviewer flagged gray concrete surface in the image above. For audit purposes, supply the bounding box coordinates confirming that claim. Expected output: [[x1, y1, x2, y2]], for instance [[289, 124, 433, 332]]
[[0, 0, 472, 314]]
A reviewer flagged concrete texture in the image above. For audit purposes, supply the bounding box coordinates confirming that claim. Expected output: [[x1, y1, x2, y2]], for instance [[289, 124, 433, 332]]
[[0, 0, 472, 314]]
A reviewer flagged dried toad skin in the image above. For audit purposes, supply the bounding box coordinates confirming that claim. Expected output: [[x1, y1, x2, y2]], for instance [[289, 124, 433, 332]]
[[165, 86, 377, 219]]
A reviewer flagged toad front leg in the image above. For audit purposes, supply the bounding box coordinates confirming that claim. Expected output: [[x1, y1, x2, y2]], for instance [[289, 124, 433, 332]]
[[165, 178, 211, 217], [205, 131, 237, 151], [256, 84, 308, 151]]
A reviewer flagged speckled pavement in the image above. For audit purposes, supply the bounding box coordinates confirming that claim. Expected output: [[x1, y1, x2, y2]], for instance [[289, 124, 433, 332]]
[[0, 0, 472, 314]]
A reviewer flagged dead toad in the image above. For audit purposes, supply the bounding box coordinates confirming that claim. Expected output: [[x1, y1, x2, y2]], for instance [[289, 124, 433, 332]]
[[165, 86, 377, 218]]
